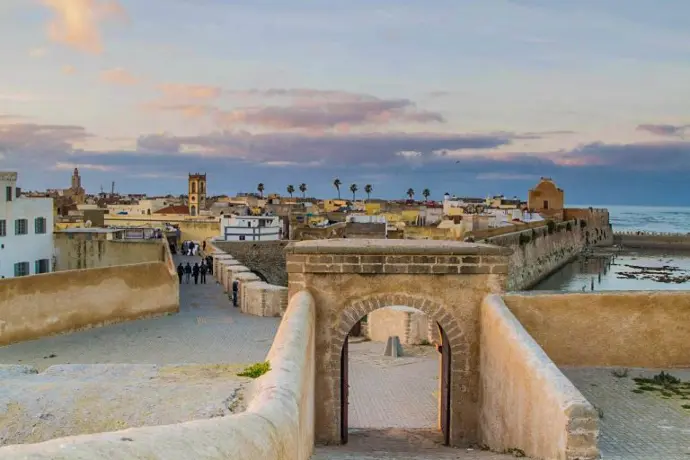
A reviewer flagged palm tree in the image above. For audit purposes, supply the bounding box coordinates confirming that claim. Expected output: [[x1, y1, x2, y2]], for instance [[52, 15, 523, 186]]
[[257, 183, 265, 198], [350, 183, 358, 201], [422, 188, 431, 201], [406, 188, 415, 200], [286, 184, 295, 198], [333, 178, 342, 199], [299, 183, 307, 198], [364, 184, 373, 201]]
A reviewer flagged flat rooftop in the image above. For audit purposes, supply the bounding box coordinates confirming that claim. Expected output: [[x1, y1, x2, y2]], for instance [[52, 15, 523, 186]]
[[56, 228, 121, 234]]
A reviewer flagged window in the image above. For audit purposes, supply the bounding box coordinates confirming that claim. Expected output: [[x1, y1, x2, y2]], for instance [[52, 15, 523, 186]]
[[14, 262, 30, 277], [0, 219, 5, 237], [34, 217, 47, 234], [15, 187, 21, 198], [543, 200, 549, 209], [15, 219, 28, 235], [35, 259, 50, 274], [5, 186, 12, 202], [239, 235, 246, 241]]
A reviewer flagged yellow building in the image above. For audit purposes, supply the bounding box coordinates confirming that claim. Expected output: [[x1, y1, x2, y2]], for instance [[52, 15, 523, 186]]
[[188, 173, 207, 216], [528, 178, 564, 216], [324, 199, 349, 212]]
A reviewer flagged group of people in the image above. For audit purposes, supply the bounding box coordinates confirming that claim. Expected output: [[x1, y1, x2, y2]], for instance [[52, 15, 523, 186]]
[[181, 240, 200, 256], [176, 260, 210, 285]]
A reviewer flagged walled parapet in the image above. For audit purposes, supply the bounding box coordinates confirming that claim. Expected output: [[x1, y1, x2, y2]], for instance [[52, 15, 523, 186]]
[[480, 295, 599, 460], [224, 264, 251, 292], [244, 282, 288, 317], [213, 254, 237, 282], [213, 240, 290, 286], [235, 272, 262, 311], [613, 232, 690, 251], [0, 261, 178, 346], [0, 291, 316, 460]]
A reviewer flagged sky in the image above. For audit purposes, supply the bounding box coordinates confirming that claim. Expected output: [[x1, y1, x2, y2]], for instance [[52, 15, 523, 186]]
[[1, 0, 689, 205]]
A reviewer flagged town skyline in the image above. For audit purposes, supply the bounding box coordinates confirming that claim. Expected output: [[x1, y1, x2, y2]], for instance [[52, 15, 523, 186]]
[[1, 0, 689, 205]]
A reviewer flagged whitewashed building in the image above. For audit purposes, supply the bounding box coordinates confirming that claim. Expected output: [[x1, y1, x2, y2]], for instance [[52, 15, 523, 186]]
[[0, 172, 54, 278], [219, 215, 283, 241]]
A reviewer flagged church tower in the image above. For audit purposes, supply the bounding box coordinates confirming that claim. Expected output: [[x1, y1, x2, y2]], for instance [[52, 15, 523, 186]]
[[71, 168, 81, 190], [188, 173, 206, 216]]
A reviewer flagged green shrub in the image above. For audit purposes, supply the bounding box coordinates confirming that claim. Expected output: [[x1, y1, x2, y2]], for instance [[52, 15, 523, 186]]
[[237, 361, 271, 379], [546, 220, 555, 234], [519, 233, 531, 245]]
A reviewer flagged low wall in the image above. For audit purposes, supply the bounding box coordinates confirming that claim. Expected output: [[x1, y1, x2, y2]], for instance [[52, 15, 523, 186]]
[[54, 237, 166, 271], [614, 233, 690, 251], [0, 290, 316, 460], [244, 282, 288, 317], [213, 240, 289, 286], [0, 262, 178, 346], [104, 215, 219, 243], [503, 291, 690, 367], [367, 307, 430, 345], [480, 295, 599, 460]]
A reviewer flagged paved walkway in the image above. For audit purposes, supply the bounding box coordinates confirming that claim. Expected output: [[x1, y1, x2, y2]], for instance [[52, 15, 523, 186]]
[[0, 255, 280, 370], [563, 367, 690, 460]]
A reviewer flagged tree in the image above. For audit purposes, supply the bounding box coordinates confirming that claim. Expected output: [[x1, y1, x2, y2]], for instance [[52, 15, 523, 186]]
[[257, 183, 265, 198], [364, 184, 373, 201], [333, 178, 342, 199], [286, 184, 295, 198], [299, 183, 307, 198], [422, 188, 431, 201], [406, 188, 415, 200], [350, 183, 358, 201]]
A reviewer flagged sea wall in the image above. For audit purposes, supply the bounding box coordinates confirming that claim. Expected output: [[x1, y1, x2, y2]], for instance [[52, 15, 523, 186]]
[[53, 236, 166, 271], [0, 290, 317, 460], [484, 221, 584, 291], [479, 295, 599, 460], [0, 261, 179, 346], [503, 291, 690, 367], [614, 232, 690, 251], [213, 240, 289, 286]]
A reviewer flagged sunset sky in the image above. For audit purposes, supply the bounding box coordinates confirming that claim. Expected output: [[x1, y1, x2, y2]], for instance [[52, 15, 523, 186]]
[[1, 0, 689, 204]]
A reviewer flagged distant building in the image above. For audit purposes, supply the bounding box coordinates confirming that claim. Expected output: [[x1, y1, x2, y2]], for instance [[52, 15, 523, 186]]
[[188, 173, 207, 216], [528, 177, 564, 218], [0, 172, 54, 278], [219, 215, 283, 241]]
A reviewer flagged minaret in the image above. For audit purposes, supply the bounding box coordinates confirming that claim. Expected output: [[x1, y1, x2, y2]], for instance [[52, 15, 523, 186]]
[[71, 168, 81, 190], [188, 173, 207, 216]]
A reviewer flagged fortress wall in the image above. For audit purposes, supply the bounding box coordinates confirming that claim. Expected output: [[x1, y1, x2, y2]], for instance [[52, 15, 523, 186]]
[[0, 290, 316, 460], [213, 240, 290, 286], [53, 236, 166, 271], [503, 291, 690, 368], [614, 232, 690, 250], [480, 295, 599, 460], [0, 261, 179, 346]]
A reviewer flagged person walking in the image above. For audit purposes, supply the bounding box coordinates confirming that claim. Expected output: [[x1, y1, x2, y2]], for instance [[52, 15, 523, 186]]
[[192, 263, 200, 285], [206, 255, 213, 275], [176, 263, 184, 284], [184, 262, 192, 283], [182, 241, 188, 256], [200, 262, 207, 284], [202, 240, 207, 253]]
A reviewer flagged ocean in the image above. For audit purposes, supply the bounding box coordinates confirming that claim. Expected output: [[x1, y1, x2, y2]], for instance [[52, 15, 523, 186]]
[[534, 205, 690, 291], [594, 205, 690, 234]]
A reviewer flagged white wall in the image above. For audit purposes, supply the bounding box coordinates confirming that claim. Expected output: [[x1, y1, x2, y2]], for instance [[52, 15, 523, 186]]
[[220, 216, 283, 241], [0, 173, 54, 279]]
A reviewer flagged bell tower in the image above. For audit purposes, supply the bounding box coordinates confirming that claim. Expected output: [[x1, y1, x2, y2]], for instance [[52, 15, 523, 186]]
[[188, 173, 206, 216]]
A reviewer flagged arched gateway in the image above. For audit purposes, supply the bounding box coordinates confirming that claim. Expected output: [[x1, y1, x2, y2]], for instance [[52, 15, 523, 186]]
[[285, 239, 511, 447]]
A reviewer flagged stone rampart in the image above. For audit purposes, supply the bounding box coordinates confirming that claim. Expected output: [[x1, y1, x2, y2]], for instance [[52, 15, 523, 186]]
[[479, 295, 599, 460], [503, 291, 690, 368], [213, 240, 289, 286], [244, 282, 288, 317], [614, 232, 690, 250], [54, 237, 166, 271], [0, 261, 179, 346], [0, 290, 317, 460]]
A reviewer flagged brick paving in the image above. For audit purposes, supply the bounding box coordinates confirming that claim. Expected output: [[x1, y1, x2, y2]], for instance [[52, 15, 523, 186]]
[[0, 255, 280, 370], [562, 367, 690, 460]]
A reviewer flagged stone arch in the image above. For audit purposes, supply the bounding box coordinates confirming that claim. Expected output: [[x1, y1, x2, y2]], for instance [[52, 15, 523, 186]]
[[333, 292, 466, 358], [190, 205, 197, 216]]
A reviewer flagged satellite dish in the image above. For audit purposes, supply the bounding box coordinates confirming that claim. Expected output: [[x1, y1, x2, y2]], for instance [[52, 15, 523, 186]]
[[84, 220, 92, 228]]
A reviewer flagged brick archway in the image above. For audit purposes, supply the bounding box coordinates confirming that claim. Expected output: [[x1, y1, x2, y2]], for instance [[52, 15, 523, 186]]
[[333, 293, 465, 359], [285, 239, 511, 447]]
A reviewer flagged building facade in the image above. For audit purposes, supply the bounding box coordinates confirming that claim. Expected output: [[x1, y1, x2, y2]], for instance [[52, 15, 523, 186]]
[[527, 177, 564, 219], [0, 172, 54, 278], [188, 173, 207, 216], [219, 215, 283, 241]]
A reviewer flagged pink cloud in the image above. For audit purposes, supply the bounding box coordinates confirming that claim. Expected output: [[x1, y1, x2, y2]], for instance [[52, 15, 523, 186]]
[[158, 83, 222, 100], [41, 0, 127, 54], [101, 68, 139, 86]]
